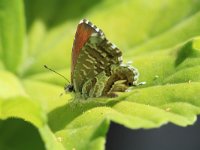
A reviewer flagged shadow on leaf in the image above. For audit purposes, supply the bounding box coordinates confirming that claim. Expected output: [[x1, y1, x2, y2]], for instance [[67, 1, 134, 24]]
[[48, 97, 122, 132]]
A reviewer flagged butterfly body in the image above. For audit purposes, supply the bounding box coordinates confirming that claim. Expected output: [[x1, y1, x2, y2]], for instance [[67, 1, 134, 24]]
[[66, 19, 139, 99]]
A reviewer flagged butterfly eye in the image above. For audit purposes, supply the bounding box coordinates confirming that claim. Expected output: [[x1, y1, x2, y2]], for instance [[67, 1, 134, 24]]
[[65, 85, 74, 92]]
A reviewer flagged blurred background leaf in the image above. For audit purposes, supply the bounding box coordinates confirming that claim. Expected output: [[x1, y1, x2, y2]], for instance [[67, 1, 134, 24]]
[[0, 118, 45, 150], [0, 0, 25, 73]]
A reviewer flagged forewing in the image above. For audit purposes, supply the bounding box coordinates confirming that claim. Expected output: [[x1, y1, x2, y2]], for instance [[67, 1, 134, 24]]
[[72, 19, 123, 93], [71, 19, 97, 83]]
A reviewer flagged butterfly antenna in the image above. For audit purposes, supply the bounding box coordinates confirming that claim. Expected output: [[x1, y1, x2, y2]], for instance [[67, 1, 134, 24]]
[[44, 65, 70, 84]]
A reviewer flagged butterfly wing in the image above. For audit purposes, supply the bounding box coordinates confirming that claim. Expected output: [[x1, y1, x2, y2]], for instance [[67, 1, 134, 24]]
[[71, 19, 97, 83], [71, 19, 123, 93]]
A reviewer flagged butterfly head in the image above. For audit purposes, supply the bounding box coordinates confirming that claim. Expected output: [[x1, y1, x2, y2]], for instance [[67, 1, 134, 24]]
[[44, 65, 73, 93], [64, 84, 74, 93]]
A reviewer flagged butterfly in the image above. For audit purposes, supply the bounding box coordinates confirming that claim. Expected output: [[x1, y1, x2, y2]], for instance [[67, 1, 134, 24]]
[[62, 19, 139, 99]]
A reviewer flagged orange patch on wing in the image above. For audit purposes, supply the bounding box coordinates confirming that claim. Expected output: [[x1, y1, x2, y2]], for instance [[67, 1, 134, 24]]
[[71, 23, 96, 82]]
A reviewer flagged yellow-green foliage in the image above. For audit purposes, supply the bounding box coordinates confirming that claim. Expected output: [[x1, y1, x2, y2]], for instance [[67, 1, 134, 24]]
[[1, 0, 200, 150]]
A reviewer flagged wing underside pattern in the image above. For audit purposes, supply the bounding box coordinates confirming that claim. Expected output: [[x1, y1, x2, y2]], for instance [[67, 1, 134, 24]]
[[71, 19, 123, 93]]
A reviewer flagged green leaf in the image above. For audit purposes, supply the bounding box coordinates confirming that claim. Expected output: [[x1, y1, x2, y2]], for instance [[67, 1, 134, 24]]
[[0, 118, 45, 150], [1, 0, 200, 150]]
